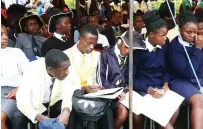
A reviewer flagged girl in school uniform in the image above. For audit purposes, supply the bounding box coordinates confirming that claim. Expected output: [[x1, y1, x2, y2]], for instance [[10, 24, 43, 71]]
[[132, 10, 179, 129], [168, 11, 203, 129]]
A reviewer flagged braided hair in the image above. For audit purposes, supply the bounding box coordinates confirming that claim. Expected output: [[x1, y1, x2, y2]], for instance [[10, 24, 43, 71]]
[[178, 10, 197, 28], [142, 10, 166, 33]]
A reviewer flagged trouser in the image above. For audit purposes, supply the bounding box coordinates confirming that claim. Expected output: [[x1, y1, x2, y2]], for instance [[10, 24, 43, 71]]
[[11, 100, 62, 129]]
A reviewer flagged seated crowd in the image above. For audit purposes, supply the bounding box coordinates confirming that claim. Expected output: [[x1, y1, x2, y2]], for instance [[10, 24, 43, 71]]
[[1, 0, 203, 129]]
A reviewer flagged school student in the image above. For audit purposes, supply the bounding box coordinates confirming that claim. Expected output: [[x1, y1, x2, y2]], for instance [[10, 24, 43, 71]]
[[41, 11, 74, 57], [15, 12, 46, 61], [132, 10, 179, 129], [1, 24, 28, 129], [97, 30, 145, 129], [168, 11, 203, 129], [15, 49, 77, 129]]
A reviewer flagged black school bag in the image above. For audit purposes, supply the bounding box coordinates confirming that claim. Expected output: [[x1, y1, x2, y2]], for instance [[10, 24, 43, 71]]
[[72, 89, 111, 122]]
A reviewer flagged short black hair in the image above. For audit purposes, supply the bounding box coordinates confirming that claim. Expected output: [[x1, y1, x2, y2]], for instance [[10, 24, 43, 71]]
[[159, 1, 174, 19], [45, 49, 70, 68], [134, 11, 144, 20], [89, 9, 100, 15], [87, 14, 98, 22], [80, 24, 98, 37], [178, 10, 197, 28], [195, 10, 203, 23], [111, 10, 121, 18], [55, 15, 69, 25], [7, 4, 27, 16], [142, 10, 166, 32]]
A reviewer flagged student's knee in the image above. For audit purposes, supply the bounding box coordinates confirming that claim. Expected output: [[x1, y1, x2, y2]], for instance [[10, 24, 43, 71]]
[[116, 104, 128, 120], [1, 112, 8, 123], [133, 114, 143, 121], [189, 94, 203, 108]]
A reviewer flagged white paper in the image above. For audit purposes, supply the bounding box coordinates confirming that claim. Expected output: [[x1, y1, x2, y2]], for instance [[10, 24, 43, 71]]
[[119, 91, 143, 115], [139, 90, 184, 127], [84, 87, 124, 99]]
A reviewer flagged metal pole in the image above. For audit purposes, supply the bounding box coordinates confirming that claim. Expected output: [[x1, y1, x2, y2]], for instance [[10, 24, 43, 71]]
[[76, 0, 80, 28], [174, 0, 176, 17], [129, 0, 134, 128]]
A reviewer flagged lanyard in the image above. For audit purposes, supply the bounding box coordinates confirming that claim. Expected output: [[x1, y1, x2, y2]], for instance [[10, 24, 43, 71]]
[[70, 48, 94, 86]]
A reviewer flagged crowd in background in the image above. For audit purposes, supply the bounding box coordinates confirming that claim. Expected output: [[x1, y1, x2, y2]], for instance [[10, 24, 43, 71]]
[[1, 0, 203, 129]]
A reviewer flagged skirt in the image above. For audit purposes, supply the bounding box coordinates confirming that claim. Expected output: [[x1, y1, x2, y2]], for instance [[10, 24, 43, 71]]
[[170, 79, 203, 104], [1, 86, 18, 119]]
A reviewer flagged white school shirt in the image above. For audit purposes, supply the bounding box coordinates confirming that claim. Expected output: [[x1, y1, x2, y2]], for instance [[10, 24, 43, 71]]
[[1, 47, 28, 87]]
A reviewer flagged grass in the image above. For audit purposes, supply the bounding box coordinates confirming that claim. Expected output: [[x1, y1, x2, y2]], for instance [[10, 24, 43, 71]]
[[65, 0, 75, 9], [151, 0, 182, 15], [65, 0, 182, 14]]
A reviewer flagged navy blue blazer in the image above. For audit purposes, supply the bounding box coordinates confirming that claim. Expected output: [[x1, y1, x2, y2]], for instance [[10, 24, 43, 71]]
[[97, 47, 128, 89], [168, 36, 203, 80]]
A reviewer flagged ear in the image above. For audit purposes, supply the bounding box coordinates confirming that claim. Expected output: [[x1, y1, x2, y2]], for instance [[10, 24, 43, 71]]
[[47, 67, 54, 76], [56, 23, 60, 29], [149, 31, 155, 38]]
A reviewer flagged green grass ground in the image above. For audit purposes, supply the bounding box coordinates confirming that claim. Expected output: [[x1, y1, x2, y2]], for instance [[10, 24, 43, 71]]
[[65, 0, 182, 14]]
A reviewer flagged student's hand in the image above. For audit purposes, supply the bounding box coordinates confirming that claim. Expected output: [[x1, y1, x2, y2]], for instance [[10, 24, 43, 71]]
[[162, 82, 169, 92], [195, 34, 203, 49], [58, 108, 70, 126], [35, 114, 50, 121], [117, 92, 126, 101], [147, 88, 164, 99], [5, 88, 18, 99], [82, 85, 102, 93]]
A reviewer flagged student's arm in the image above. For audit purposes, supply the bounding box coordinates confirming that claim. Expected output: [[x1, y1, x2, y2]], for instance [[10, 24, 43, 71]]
[[170, 45, 202, 79], [132, 51, 149, 93], [162, 42, 170, 84], [16, 64, 41, 123], [96, 53, 116, 89], [15, 34, 23, 50], [16, 48, 29, 74], [60, 77, 80, 126], [6, 49, 29, 99], [41, 40, 51, 57]]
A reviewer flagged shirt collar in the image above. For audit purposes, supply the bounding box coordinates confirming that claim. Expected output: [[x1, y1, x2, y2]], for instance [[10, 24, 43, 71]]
[[178, 36, 193, 47], [144, 37, 162, 52], [44, 65, 53, 84], [74, 43, 89, 58], [114, 44, 121, 58], [54, 32, 65, 42], [111, 26, 120, 30]]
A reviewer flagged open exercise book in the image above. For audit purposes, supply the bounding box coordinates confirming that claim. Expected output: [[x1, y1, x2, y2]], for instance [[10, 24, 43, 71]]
[[120, 90, 184, 127], [85, 88, 184, 127], [84, 87, 124, 99]]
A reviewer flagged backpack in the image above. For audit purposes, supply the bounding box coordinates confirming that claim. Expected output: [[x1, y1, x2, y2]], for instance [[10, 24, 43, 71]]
[[72, 89, 111, 122]]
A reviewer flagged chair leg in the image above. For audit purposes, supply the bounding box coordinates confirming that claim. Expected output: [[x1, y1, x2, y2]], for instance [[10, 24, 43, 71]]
[[144, 117, 147, 129], [27, 122, 31, 129], [150, 119, 153, 129], [35, 123, 38, 129], [187, 106, 190, 129]]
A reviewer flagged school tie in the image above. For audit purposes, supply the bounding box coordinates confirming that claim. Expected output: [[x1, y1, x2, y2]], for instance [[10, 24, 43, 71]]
[[47, 77, 55, 117], [113, 27, 121, 37], [61, 36, 67, 42], [119, 55, 125, 69], [152, 47, 157, 52], [31, 36, 40, 57], [80, 54, 87, 87], [115, 27, 119, 32], [49, 77, 56, 100]]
